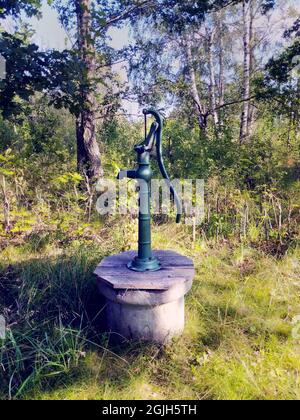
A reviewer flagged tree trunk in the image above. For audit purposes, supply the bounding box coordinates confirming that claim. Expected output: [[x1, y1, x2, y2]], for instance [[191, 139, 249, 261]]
[[218, 14, 225, 108], [240, 0, 251, 144], [247, 0, 256, 135], [207, 27, 219, 127], [1, 176, 11, 232], [185, 36, 207, 132], [218, 24, 225, 127], [76, 0, 103, 180]]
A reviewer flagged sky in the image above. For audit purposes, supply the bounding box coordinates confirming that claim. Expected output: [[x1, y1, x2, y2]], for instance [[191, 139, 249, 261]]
[[30, 2, 69, 50]]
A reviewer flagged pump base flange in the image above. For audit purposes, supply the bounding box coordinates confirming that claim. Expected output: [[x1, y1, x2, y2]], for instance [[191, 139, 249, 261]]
[[127, 256, 161, 272]]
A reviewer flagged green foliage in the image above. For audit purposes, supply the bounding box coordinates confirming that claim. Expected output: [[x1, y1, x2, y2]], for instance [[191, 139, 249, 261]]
[[255, 40, 300, 119], [0, 33, 48, 117], [0, 148, 16, 177], [0, 115, 19, 149], [0, 0, 42, 18], [137, 0, 243, 33], [284, 16, 300, 38]]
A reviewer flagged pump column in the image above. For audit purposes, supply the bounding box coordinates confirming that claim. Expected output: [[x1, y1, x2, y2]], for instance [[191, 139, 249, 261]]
[[137, 152, 152, 261], [127, 151, 161, 272]]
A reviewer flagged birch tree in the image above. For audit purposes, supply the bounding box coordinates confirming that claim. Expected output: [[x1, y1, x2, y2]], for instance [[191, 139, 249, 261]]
[[206, 25, 219, 127], [185, 35, 208, 132], [240, 0, 252, 143]]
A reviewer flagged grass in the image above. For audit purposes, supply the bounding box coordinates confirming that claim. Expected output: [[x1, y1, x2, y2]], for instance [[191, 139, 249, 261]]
[[0, 220, 300, 400]]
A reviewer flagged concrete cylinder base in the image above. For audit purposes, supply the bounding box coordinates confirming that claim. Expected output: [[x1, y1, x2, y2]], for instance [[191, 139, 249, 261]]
[[94, 250, 195, 344], [106, 295, 185, 343]]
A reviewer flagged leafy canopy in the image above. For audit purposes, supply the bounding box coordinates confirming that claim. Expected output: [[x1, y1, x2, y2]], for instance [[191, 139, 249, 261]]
[[0, 0, 42, 18], [0, 32, 48, 117]]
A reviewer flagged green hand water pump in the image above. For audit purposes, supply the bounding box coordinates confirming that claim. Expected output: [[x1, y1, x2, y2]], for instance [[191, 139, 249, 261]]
[[117, 108, 182, 272]]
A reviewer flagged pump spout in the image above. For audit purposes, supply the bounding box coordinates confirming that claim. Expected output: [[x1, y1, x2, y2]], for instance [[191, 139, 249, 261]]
[[117, 170, 137, 180]]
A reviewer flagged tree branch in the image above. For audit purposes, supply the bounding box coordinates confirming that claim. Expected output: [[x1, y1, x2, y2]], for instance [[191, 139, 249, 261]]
[[208, 94, 257, 115], [103, 0, 155, 29]]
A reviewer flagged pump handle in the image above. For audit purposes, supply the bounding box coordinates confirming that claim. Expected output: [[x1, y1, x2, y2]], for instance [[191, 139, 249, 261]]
[[143, 108, 182, 223]]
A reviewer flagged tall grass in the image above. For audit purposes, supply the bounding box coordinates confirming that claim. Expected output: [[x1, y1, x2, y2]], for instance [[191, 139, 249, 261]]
[[1, 221, 300, 400], [0, 239, 113, 398]]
